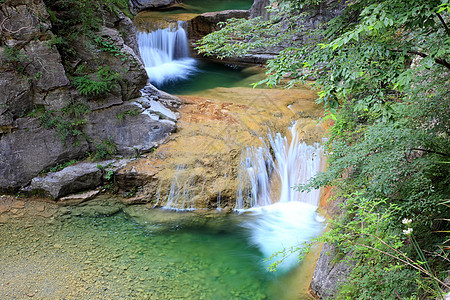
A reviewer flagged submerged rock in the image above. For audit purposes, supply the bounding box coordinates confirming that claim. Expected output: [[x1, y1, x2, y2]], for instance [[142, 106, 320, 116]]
[[58, 190, 100, 206]]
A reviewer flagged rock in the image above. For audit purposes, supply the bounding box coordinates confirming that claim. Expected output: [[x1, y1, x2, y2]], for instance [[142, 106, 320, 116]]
[[310, 242, 356, 299], [0, 0, 178, 193], [130, 0, 182, 12], [141, 84, 182, 109], [0, 0, 51, 45], [84, 102, 176, 156], [188, 10, 250, 40], [96, 26, 148, 101], [249, 0, 271, 20], [23, 40, 69, 92], [0, 70, 33, 128], [27, 162, 111, 199], [58, 190, 100, 206], [0, 118, 89, 190], [134, 98, 178, 121]]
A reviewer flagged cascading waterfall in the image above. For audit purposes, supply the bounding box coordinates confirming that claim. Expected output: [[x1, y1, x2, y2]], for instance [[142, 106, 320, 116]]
[[137, 21, 198, 86], [238, 122, 325, 272], [164, 164, 196, 211], [236, 123, 322, 209]]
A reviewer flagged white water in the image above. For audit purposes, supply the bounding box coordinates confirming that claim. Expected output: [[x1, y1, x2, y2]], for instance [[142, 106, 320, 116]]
[[236, 123, 322, 209], [164, 164, 196, 211], [238, 123, 325, 272], [137, 21, 198, 86]]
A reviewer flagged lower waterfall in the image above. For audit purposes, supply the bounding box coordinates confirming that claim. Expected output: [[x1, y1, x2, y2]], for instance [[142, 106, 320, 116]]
[[238, 122, 325, 272]]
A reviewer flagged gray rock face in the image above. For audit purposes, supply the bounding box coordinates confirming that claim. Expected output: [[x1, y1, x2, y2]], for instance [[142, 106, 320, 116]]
[[0, 0, 178, 192], [141, 84, 182, 109], [249, 0, 271, 20], [130, 0, 181, 12], [0, 118, 89, 189], [84, 103, 176, 156], [310, 243, 356, 299], [188, 10, 250, 40], [28, 162, 111, 199], [23, 40, 69, 90]]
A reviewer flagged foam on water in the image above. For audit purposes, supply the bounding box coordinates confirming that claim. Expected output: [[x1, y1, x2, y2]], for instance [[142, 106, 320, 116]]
[[242, 202, 325, 272], [238, 122, 325, 272]]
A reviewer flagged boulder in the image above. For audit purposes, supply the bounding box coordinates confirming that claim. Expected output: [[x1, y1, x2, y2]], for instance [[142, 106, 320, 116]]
[[141, 84, 182, 109], [310, 243, 356, 299], [188, 10, 250, 40], [28, 161, 115, 199], [0, 0, 51, 45], [0, 118, 89, 190], [84, 102, 176, 156], [130, 0, 182, 12]]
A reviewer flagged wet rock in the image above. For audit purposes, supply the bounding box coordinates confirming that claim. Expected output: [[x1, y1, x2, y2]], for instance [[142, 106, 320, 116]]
[[27, 162, 110, 199], [58, 190, 100, 206], [188, 10, 250, 40], [310, 242, 356, 299], [141, 84, 182, 109]]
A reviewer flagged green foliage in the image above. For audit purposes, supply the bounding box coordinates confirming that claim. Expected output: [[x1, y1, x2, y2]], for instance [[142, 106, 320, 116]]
[[116, 109, 141, 121], [29, 102, 90, 145], [1, 46, 28, 74], [43, 0, 133, 78], [90, 138, 118, 161], [199, 0, 450, 297], [30, 107, 86, 145], [93, 35, 133, 62], [41, 160, 78, 174], [72, 66, 119, 97]]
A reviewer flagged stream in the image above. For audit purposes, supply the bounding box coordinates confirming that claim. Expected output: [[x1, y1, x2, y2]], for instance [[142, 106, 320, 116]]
[[0, 1, 327, 299]]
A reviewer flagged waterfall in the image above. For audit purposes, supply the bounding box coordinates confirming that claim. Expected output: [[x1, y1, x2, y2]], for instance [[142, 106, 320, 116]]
[[137, 21, 198, 87], [236, 122, 322, 209], [163, 164, 196, 211], [238, 122, 325, 272]]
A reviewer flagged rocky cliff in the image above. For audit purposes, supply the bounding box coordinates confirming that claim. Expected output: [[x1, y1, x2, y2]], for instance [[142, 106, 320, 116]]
[[0, 0, 179, 194]]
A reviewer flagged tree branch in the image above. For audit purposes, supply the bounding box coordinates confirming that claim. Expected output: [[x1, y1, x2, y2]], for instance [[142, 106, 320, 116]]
[[389, 49, 450, 70], [410, 148, 449, 157], [436, 13, 450, 36]]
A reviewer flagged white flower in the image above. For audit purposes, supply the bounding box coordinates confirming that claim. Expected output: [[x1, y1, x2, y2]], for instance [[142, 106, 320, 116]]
[[402, 218, 412, 225], [402, 228, 413, 235]]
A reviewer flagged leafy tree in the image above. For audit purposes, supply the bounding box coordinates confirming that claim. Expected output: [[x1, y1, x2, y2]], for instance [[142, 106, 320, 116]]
[[198, 0, 450, 297]]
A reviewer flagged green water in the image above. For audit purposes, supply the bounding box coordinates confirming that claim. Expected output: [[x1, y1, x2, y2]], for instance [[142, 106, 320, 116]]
[[158, 61, 265, 95], [160, 0, 253, 14], [0, 203, 310, 299]]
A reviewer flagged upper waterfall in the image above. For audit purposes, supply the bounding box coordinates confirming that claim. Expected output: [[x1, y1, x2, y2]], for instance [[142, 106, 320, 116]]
[[137, 21, 198, 87]]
